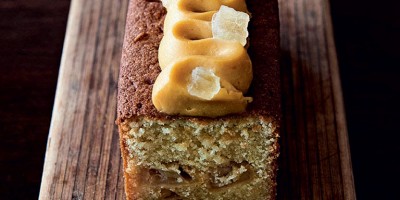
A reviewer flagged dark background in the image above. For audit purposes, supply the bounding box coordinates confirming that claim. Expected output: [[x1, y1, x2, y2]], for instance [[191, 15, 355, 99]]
[[0, 0, 399, 199]]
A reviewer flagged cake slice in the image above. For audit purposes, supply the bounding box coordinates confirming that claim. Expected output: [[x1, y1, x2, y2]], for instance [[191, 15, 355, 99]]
[[117, 0, 280, 199]]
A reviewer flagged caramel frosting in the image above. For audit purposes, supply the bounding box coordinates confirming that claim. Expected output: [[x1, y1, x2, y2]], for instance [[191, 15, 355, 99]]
[[152, 0, 253, 117]]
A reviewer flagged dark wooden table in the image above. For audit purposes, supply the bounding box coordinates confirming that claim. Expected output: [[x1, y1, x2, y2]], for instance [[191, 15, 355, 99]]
[[0, 1, 70, 199], [0, 0, 399, 199], [330, 1, 400, 199]]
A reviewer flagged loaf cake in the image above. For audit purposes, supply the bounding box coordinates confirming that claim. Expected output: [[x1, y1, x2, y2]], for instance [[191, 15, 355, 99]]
[[117, 0, 280, 199]]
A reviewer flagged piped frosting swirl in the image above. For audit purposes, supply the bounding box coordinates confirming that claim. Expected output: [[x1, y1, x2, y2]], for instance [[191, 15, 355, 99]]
[[152, 0, 252, 117]]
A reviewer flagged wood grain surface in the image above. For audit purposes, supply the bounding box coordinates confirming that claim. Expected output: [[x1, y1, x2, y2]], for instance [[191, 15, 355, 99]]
[[278, 0, 356, 199], [38, 0, 356, 199], [39, 0, 128, 199]]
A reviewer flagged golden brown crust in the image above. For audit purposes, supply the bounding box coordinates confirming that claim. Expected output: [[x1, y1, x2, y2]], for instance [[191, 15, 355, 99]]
[[116, 0, 280, 124]]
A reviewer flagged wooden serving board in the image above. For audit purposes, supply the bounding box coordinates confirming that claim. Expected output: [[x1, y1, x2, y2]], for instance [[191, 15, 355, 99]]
[[39, 0, 356, 199]]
